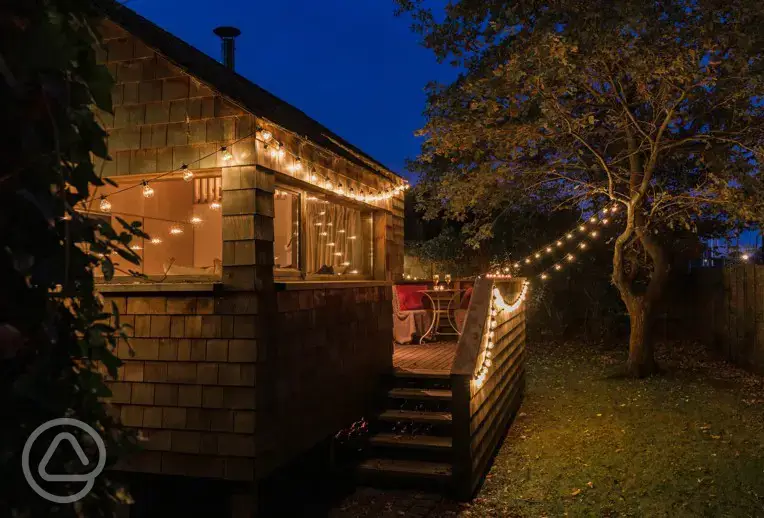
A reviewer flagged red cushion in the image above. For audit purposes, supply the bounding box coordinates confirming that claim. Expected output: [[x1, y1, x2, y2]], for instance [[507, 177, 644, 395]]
[[460, 287, 473, 310], [396, 284, 428, 311]]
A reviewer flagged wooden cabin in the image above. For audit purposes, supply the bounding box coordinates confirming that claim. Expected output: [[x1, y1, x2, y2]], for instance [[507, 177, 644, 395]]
[[92, 3, 526, 516], [93, 2, 403, 514]]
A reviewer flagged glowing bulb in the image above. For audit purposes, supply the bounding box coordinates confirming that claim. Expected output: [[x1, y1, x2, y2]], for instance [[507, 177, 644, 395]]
[[99, 197, 111, 212], [579, 242, 588, 249], [602, 218, 609, 224], [277, 145, 285, 159], [334, 252, 342, 256], [525, 258, 531, 264], [541, 273, 548, 280], [579, 225, 586, 231], [142, 182, 154, 198], [151, 237, 162, 245], [268, 146, 278, 158], [611, 205, 619, 212], [261, 129, 273, 142], [310, 171, 318, 182], [591, 230, 599, 237], [320, 232, 328, 236], [742, 253, 750, 261], [293, 159, 302, 172], [221, 147, 233, 161], [325, 180, 333, 191], [191, 216, 203, 225], [566, 233, 573, 239], [209, 201, 221, 210], [327, 242, 335, 246], [484, 359, 492, 368], [554, 264, 562, 270], [130, 245, 142, 251], [567, 254, 575, 261], [315, 222, 323, 227], [181, 165, 194, 182], [514, 262, 520, 268], [556, 241, 562, 247], [350, 269, 359, 274], [590, 216, 597, 223], [546, 247, 552, 253], [342, 262, 351, 266], [534, 252, 541, 259], [338, 229, 346, 234], [170, 226, 183, 235]]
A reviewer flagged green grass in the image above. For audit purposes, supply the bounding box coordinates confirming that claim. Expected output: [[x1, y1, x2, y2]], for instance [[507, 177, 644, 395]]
[[466, 340, 764, 518]]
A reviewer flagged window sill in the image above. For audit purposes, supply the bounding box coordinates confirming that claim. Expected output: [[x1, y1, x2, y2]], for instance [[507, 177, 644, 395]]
[[275, 280, 393, 291], [96, 276, 221, 293]]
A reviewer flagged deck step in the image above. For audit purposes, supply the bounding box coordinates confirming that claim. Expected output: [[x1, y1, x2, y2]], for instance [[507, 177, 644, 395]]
[[358, 458, 452, 481], [370, 432, 452, 451], [388, 387, 452, 401], [393, 368, 451, 380], [377, 409, 452, 424]]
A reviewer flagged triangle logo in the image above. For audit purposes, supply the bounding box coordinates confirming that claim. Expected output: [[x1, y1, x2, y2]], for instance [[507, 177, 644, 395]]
[[37, 432, 92, 482]]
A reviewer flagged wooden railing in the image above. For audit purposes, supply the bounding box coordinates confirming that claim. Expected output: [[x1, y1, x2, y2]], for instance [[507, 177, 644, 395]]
[[450, 277, 527, 499]]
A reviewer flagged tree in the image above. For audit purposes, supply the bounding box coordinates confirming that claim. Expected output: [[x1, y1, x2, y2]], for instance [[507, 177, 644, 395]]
[[0, 1, 146, 515], [396, 0, 764, 376]]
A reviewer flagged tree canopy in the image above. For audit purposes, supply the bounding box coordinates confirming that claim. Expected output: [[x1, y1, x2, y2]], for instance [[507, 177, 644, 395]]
[[397, 0, 764, 374]]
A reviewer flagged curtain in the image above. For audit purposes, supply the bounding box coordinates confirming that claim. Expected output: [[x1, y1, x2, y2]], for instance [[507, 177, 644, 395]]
[[304, 196, 369, 275]]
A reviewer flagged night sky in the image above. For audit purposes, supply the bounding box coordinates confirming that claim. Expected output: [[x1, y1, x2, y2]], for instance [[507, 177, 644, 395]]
[[127, 0, 454, 180]]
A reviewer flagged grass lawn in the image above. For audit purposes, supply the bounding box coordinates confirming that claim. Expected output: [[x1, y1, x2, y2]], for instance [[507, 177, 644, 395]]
[[464, 340, 764, 517]]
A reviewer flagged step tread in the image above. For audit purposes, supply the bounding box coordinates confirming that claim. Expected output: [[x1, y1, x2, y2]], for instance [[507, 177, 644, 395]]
[[393, 368, 451, 380], [358, 458, 452, 479], [388, 388, 452, 401], [370, 432, 452, 450], [378, 409, 453, 424]]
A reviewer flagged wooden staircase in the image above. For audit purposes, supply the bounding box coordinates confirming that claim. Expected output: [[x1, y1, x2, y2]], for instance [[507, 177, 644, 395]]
[[358, 367, 455, 488]]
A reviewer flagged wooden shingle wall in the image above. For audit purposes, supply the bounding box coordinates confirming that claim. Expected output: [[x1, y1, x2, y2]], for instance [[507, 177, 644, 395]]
[[103, 291, 260, 481]]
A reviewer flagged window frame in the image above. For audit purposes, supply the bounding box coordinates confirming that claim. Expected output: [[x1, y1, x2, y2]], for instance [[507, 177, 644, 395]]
[[274, 175, 382, 282]]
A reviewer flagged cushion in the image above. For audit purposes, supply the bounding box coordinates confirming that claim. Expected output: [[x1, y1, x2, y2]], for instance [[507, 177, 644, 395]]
[[395, 284, 428, 311], [460, 286, 473, 310]]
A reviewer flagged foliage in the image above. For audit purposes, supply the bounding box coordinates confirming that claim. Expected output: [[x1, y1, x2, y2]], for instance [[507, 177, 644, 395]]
[[0, 1, 146, 515], [396, 0, 764, 374]]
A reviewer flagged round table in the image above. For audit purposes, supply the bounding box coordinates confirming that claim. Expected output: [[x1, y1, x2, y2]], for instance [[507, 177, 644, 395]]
[[418, 288, 464, 344]]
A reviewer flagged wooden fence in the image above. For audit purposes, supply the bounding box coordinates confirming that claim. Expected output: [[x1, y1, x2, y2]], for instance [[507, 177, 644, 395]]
[[687, 266, 764, 374], [450, 278, 527, 499]]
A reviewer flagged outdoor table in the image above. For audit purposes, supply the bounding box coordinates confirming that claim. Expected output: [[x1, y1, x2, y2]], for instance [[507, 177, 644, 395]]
[[418, 288, 464, 344]]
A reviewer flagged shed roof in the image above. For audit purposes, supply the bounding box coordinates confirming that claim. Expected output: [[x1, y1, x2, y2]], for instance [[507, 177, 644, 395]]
[[98, 0, 402, 182]]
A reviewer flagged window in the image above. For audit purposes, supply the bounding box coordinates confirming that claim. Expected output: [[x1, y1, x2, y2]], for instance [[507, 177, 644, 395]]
[[89, 176, 223, 278], [274, 189, 299, 270], [274, 187, 374, 278]]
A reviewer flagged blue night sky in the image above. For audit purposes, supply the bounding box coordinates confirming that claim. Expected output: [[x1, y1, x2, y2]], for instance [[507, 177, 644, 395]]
[[126, 0, 454, 181]]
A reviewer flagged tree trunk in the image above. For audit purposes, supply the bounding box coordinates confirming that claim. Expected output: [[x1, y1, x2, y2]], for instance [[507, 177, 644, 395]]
[[625, 301, 658, 377]]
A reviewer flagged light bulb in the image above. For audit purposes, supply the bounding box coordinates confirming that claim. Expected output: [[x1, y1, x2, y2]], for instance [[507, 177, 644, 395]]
[[151, 237, 162, 245], [742, 253, 750, 261], [293, 159, 302, 172], [99, 197, 111, 212], [567, 254, 575, 261], [209, 201, 221, 210], [514, 262, 520, 268], [579, 225, 586, 231], [525, 258, 531, 263], [327, 242, 335, 246], [268, 146, 278, 158], [534, 252, 541, 259], [350, 269, 359, 274], [142, 183, 154, 198], [191, 216, 203, 225], [320, 232, 328, 236], [221, 147, 233, 161], [541, 273, 548, 280], [170, 226, 183, 235], [556, 241, 562, 247], [310, 171, 318, 182], [348, 236, 357, 240], [342, 261, 350, 266], [566, 233, 573, 239], [130, 245, 142, 251], [590, 216, 597, 223], [325, 180, 333, 191], [181, 165, 194, 182], [579, 242, 587, 249], [261, 129, 273, 142], [591, 230, 599, 237], [602, 218, 609, 224], [277, 145, 285, 159], [545, 247, 552, 253], [554, 264, 562, 270], [334, 252, 342, 256], [338, 229, 345, 234]]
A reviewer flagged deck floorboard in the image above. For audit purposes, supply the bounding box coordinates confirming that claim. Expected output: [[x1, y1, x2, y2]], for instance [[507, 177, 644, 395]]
[[393, 341, 458, 374]]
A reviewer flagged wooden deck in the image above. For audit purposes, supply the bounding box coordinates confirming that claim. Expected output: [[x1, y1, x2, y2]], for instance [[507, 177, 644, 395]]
[[393, 341, 458, 374]]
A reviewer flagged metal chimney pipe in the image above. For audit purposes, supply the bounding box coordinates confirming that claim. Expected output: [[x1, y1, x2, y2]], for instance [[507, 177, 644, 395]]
[[213, 26, 241, 70]]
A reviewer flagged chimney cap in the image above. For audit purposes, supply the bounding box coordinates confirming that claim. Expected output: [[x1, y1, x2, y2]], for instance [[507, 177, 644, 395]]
[[213, 26, 241, 38]]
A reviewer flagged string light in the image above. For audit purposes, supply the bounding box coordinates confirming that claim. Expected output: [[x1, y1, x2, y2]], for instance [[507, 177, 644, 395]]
[[277, 143, 286, 159], [209, 201, 221, 210], [142, 182, 154, 198], [130, 245, 142, 251], [221, 147, 233, 161], [170, 226, 183, 235], [181, 164, 194, 182], [260, 129, 273, 142], [191, 216, 203, 225], [150, 237, 162, 245], [475, 280, 529, 387], [99, 196, 111, 212]]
